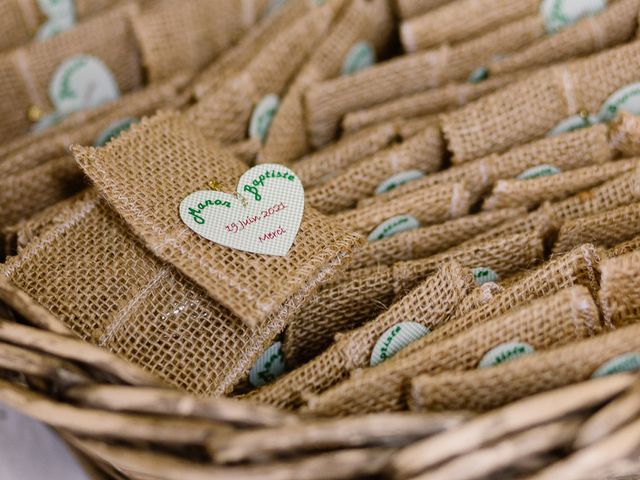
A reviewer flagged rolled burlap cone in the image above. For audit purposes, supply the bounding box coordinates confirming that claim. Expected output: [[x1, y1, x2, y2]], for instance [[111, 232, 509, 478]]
[[0, 3, 143, 143], [342, 73, 520, 134], [600, 250, 640, 327], [185, 0, 343, 145], [348, 208, 524, 270], [400, 0, 539, 52], [554, 201, 640, 254], [244, 262, 473, 409], [293, 122, 398, 188], [331, 181, 471, 235], [0, 191, 291, 396], [484, 158, 640, 211], [259, 0, 392, 165], [306, 126, 444, 214], [359, 122, 615, 209], [73, 111, 361, 328], [409, 323, 640, 413], [454, 281, 504, 318], [395, 0, 452, 19], [607, 234, 640, 257], [442, 40, 640, 165], [305, 285, 601, 415]]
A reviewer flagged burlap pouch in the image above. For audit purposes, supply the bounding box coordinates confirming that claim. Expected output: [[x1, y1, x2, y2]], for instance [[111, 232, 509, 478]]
[[0, 155, 85, 231], [0, 191, 291, 396], [73, 111, 362, 327], [306, 126, 445, 214], [243, 261, 474, 409], [608, 234, 640, 257], [484, 158, 640, 211], [331, 182, 471, 235], [348, 208, 525, 270], [410, 323, 640, 412], [0, 0, 115, 53], [554, 201, 640, 254], [0, 2, 142, 143], [342, 73, 520, 134], [551, 166, 640, 221], [396, 0, 453, 19], [185, 0, 343, 145], [190, 0, 314, 100], [454, 281, 504, 318], [488, 0, 640, 77], [260, 0, 393, 165], [0, 73, 190, 177], [305, 285, 600, 415], [293, 122, 398, 188], [421, 244, 602, 344], [399, 0, 539, 52], [131, 0, 266, 84], [359, 122, 615, 208], [442, 40, 640, 164], [600, 250, 640, 327], [282, 230, 545, 367]]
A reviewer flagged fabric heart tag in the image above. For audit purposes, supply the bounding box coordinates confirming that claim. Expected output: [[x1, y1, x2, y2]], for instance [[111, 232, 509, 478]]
[[180, 164, 304, 256]]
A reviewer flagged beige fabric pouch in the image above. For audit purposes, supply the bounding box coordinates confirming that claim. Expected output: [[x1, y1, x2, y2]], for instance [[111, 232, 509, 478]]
[[0, 190, 289, 396], [260, 0, 393, 165], [305, 285, 600, 415], [410, 323, 640, 412], [243, 261, 473, 409], [608, 234, 640, 257], [600, 249, 640, 327], [73, 111, 362, 328], [0, 2, 142, 143]]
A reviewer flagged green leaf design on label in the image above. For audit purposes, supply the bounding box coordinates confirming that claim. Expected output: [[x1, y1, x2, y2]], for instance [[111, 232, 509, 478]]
[[367, 215, 420, 242], [49, 54, 120, 115], [597, 82, 640, 123], [249, 94, 279, 144], [540, 0, 606, 33], [375, 170, 425, 195], [370, 322, 430, 366], [472, 267, 499, 286], [478, 342, 535, 368], [342, 41, 376, 76], [592, 353, 640, 378], [249, 341, 286, 387], [517, 164, 561, 180], [94, 117, 139, 147]]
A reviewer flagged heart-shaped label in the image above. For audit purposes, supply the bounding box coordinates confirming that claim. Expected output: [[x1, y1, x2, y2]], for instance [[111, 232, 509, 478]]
[[179, 164, 304, 256]]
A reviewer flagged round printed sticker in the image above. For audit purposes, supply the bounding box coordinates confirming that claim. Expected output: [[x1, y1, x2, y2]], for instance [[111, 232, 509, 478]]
[[375, 170, 425, 195], [478, 342, 535, 368], [94, 117, 139, 147], [367, 215, 420, 242], [249, 94, 279, 144], [472, 267, 499, 286], [370, 322, 430, 366], [547, 114, 594, 137], [592, 353, 640, 378], [36, 15, 75, 41], [341, 41, 376, 76], [540, 0, 607, 33], [249, 341, 286, 387], [597, 82, 640, 123], [49, 55, 120, 115], [517, 165, 561, 180]]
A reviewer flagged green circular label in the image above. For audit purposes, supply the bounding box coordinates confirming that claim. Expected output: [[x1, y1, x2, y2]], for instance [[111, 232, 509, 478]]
[[541, 0, 606, 33], [94, 117, 138, 147], [249, 341, 286, 387], [49, 54, 120, 115], [478, 342, 535, 368], [370, 322, 430, 366], [597, 82, 640, 123], [592, 353, 640, 378], [472, 267, 500, 285], [248, 94, 279, 144], [35, 15, 75, 41], [517, 164, 561, 180], [367, 215, 420, 242], [36, 0, 75, 19], [375, 170, 425, 195], [341, 41, 376, 76], [547, 114, 595, 137]]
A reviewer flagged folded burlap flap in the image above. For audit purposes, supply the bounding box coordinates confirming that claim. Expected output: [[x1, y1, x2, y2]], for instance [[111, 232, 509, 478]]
[[73, 111, 362, 327]]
